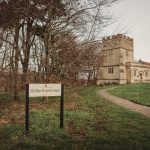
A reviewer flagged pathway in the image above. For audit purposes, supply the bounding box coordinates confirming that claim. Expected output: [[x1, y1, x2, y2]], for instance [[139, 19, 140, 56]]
[[97, 88, 150, 118]]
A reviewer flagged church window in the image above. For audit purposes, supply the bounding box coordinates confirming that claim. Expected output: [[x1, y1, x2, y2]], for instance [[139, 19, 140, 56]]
[[133, 70, 136, 76], [145, 70, 149, 77], [108, 67, 113, 74]]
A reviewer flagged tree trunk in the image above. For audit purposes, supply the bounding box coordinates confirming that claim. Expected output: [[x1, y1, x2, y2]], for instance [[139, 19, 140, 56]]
[[13, 25, 20, 100]]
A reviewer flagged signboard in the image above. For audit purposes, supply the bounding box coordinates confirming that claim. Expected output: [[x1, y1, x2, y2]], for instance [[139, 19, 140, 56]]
[[29, 84, 61, 97], [25, 84, 64, 134]]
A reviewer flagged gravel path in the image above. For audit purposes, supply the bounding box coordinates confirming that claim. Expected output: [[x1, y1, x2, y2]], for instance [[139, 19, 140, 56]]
[[97, 88, 150, 118]]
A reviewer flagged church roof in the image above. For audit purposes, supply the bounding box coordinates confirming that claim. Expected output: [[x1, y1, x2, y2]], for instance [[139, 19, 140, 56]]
[[138, 59, 150, 66]]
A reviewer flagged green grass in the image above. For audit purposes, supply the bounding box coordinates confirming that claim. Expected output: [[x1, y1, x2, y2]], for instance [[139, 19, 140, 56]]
[[0, 86, 150, 150], [108, 83, 150, 106]]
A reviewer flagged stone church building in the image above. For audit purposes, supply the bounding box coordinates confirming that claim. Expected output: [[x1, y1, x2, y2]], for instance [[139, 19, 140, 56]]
[[97, 34, 150, 85]]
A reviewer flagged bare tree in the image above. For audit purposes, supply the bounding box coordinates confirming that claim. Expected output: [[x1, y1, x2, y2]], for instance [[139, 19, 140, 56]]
[[0, 0, 120, 99]]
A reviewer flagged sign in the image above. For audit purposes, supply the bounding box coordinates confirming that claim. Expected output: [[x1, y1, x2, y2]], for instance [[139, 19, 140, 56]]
[[25, 84, 64, 134], [29, 84, 61, 97]]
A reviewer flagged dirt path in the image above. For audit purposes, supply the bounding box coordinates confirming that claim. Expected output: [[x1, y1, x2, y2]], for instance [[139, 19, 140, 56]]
[[97, 88, 150, 118]]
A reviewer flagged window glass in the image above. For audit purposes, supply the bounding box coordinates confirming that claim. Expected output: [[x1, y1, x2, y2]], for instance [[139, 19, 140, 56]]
[[108, 67, 113, 74]]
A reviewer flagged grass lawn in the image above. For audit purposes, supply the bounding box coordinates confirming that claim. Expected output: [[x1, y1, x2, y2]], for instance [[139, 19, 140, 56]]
[[108, 83, 150, 106], [0, 86, 150, 150]]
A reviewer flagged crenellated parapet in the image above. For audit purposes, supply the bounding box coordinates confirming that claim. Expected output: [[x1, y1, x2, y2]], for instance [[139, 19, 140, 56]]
[[102, 34, 133, 51], [102, 34, 133, 42]]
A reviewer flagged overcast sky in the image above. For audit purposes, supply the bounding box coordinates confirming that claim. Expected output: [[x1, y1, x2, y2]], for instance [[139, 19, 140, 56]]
[[108, 0, 150, 62]]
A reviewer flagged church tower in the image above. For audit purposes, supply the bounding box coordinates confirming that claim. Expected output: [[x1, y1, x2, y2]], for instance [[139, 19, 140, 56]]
[[97, 34, 134, 84]]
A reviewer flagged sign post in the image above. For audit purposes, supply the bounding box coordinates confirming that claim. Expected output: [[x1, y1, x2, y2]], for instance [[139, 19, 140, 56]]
[[25, 84, 29, 133], [60, 84, 64, 128], [25, 83, 64, 134]]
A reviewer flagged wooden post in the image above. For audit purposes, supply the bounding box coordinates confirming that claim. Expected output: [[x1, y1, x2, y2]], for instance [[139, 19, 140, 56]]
[[25, 84, 29, 133], [60, 84, 64, 128]]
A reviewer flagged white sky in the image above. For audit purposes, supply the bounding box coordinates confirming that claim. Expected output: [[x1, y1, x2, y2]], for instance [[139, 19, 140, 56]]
[[108, 0, 150, 62]]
